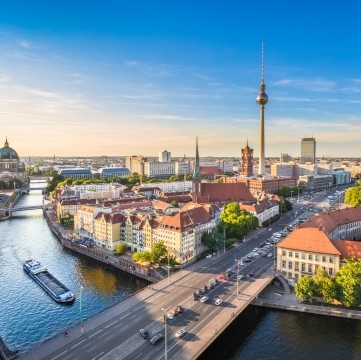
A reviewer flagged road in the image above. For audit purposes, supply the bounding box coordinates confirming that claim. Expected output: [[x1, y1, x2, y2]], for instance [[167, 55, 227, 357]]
[[25, 187, 346, 360]]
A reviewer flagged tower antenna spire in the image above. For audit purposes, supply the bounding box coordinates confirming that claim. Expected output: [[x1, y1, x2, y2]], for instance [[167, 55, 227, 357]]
[[261, 42, 265, 84]]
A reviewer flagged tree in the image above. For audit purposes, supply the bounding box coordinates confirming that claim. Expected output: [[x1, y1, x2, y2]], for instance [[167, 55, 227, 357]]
[[115, 243, 129, 256], [335, 257, 361, 307], [344, 186, 361, 206], [201, 228, 224, 252], [314, 267, 337, 303], [151, 241, 168, 263], [294, 276, 317, 301], [220, 202, 258, 239], [170, 200, 179, 208]]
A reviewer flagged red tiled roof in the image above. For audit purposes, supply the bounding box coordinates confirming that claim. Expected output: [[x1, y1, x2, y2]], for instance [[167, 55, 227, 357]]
[[277, 227, 341, 255], [331, 240, 361, 259], [300, 206, 361, 234], [198, 183, 255, 203]]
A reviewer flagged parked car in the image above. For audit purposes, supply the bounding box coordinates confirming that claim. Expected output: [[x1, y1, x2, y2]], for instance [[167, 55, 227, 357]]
[[200, 296, 209, 303], [214, 298, 223, 306], [237, 275, 244, 280], [150, 334, 164, 345]]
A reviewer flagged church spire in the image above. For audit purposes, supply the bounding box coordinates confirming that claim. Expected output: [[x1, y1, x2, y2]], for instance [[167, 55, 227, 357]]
[[193, 136, 201, 179], [4, 137, 9, 147]]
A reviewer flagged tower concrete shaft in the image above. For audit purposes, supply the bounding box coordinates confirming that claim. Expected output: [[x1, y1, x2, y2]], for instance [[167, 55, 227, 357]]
[[256, 44, 268, 175]]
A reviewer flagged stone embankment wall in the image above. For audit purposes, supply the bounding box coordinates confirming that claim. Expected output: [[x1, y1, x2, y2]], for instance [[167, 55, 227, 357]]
[[43, 210, 159, 283]]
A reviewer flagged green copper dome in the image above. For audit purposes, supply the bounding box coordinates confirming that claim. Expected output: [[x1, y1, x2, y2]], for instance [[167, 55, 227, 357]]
[[0, 138, 19, 160]]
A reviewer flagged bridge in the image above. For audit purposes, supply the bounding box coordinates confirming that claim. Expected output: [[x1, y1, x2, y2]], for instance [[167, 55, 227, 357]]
[[0, 204, 45, 217], [19, 221, 289, 360]]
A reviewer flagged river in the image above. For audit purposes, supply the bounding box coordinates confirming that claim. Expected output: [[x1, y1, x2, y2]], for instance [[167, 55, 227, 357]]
[[0, 182, 148, 355], [1, 182, 360, 359]]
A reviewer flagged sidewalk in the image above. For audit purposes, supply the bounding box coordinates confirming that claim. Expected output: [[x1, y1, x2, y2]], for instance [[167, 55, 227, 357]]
[[252, 282, 361, 320]]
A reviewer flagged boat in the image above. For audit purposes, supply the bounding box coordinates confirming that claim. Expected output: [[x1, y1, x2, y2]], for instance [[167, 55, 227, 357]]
[[23, 260, 76, 304]]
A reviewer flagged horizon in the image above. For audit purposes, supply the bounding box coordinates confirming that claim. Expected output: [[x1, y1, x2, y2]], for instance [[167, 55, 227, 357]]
[[1, 1, 361, 157]]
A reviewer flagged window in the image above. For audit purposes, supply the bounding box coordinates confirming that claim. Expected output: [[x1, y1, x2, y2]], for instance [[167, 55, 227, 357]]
[[301, 263, 305, 272], [301, 253, 306, 260], [288, 272, 292, 277], [315, 255, 320, 262], [282, 250, 286, 256], [308, 254, 313, 261], [308, 264, 312, 273], [289, 251, 293, 257], [295, 273, 299, 279], [329, 257, 333, 263], [329, 268, 333, 276], [282, 260, 286, 268], [295, 253, 299, 259], [288, 262, 293, 269], [295, 262, 299, 271], [322, 256, 327, 262]]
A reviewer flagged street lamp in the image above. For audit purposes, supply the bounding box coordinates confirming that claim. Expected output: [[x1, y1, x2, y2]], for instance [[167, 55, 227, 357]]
[[235, 258, 241, 299], [290, 190, 294, 202], [79, 285, 84, 333], [161, 308, 168, 360], [297, 187, 300, 203], [167, 253, 170, 285]]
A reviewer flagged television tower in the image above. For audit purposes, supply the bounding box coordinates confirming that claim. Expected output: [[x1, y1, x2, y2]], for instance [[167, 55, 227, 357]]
[[256, 43, 268, 175]]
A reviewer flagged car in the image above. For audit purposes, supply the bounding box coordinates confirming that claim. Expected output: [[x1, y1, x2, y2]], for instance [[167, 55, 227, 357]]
[[150, 333, 164, 345], [267, 253, 273, 258], [237, 275, 244, 280], [219, 274, 227, 280], [139, 329, 149, 339], [175, 329, 186, 338], [253, 248, 258, 252], [176, 305, 184, 313], [248, 273, 254, 278], [200, 296, 209, 303], [167, 313, 174, 320], [214, 298, 223, 306], [192, 293, 198, 301]]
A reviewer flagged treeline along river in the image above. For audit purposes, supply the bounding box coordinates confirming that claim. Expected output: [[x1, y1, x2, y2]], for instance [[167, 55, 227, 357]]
[[1, 182, 361, 359]]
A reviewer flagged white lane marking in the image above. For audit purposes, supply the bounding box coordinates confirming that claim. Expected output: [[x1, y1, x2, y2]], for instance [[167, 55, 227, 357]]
[[70, 338, 86, 349], [134, 352, 144, 359], [50, 350, 68, 360], [91, 351, 104, 360], [105, 320, 118, 328], [89, 329, 103, 338]]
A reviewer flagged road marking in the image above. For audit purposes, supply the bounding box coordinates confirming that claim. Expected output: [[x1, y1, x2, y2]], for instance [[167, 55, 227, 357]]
[[91, 352, 104, 360], [105, 320, 118, 328], [134, 352, 144, 359], [70, 338, 86, 349], [89, 329, 103, 338], [50, 350, 68, 360]]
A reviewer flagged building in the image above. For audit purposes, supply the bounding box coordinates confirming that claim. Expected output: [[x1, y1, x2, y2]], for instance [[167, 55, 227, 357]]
[[270, 163, 295, 177], [298, 175, 333, 192], [59, 168, 93, 180], [256, 44, 268, 175], [296, 163, 317, 177], [280, 153, 292, 162], [125, 156, 147, 175], [143, 161, 175, 177], [98, 167, 130, 178], [276, 227, 341, 284], [159, 150, 171, 162], [277, 207, 361, 285], [301, 137, 316, 164], [240, 197, 279, 226], [0, 137, 27, 184], [240, 141, 254, 176]]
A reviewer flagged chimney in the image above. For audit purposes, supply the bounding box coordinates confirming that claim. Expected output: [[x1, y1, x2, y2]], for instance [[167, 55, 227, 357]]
[[319, 226, 323, 231]]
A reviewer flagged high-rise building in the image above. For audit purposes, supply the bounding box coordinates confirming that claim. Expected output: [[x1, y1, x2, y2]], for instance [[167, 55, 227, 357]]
[[159, 150, 171, 162], [280, 153, 292, 163], [240, 141, 254, 176], [301, 137, 316, 164], [256, 43, 268, 175]]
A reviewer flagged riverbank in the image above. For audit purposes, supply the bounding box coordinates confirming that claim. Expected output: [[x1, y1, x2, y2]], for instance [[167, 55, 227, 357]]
[[43, 208, 164, 283], [252, 282, 361, 320]]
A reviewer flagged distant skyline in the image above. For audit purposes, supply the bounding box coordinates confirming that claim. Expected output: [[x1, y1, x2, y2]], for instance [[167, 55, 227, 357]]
[[0, 1, 361, 158]]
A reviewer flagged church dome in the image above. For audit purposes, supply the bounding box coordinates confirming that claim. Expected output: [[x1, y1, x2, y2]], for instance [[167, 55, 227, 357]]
[[0, 138, 19, 160]]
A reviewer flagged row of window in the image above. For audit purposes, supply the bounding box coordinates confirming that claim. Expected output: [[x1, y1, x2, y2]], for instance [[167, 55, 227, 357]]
[[282, 250, 334, 263], [282, 261, 334, 276]]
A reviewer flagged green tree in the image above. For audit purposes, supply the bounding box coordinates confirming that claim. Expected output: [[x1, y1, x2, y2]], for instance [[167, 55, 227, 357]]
[[220, 202, 258, 239], [201, 228, 224, 252], [344, 187, 361, 206], [151, 241, 168, 263], [335, 257, 361, 307], [294, 276, 317, 301], [115, 243, 129, 256], [314, 267, 337, 303], [170, 200, 179, 208]]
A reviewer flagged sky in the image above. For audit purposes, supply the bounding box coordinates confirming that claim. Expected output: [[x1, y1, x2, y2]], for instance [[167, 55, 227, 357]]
[[0, 1, 361, 158]]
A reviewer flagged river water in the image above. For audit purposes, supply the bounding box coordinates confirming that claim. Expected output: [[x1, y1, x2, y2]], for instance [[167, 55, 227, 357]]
[[1, 182, 360, 359], [0, 182, 148, 354]]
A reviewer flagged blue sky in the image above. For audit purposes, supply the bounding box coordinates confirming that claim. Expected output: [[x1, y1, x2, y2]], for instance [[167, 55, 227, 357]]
[[0, 1, 360, 158]]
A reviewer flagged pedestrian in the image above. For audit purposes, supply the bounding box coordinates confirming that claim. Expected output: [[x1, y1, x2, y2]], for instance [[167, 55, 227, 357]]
[[64, 331, 68, 337]]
